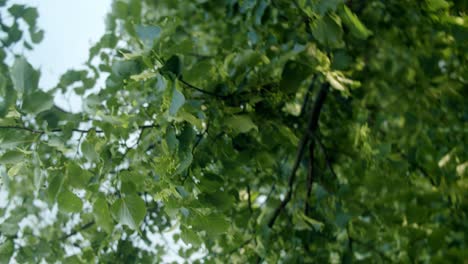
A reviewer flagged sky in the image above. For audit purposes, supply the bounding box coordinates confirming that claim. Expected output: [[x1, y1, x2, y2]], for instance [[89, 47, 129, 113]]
[[7, 0, 111, 112], [11, 0, 111, 89]]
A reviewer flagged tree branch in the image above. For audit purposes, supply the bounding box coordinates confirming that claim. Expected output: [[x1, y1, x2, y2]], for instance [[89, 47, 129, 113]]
[[178, 78, 229, 98], [0, 125, 104, 134], [60, 220, 95, 240], [267, 82, 329, 228], [247, 185, 253, 214], [305, 139, 316, 216], [314, 135, 338, 180], [399, 152, 437, 186]]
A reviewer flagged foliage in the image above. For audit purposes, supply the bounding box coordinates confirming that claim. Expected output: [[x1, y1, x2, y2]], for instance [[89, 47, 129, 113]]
[[0, 0, 467, 263]]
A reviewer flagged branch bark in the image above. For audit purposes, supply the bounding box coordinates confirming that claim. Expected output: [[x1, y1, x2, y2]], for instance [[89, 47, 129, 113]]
[[305, 139, 316, 216], [267, 82, 329, 228]]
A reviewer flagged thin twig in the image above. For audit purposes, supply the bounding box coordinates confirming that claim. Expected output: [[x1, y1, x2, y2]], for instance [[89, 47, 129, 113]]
[[227, 238, 253, 256], [300, 75, 317, 117], [192, 122, 209, 154], [185, 52, 214, 59], [60, 220, 95, 240], [178, 78, 229, 98], [314, 135, 338, 180], [400, 152, 436, 186], [74, 131, 85, 159], [0, 124, 158, 136], [0, 125, 103, 134]]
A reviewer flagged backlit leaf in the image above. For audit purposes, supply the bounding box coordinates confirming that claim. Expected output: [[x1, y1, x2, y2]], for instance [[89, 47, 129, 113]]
[[58, 190, 83, 213], [10, 57, 39, 95], [111, 194, 146, 230]]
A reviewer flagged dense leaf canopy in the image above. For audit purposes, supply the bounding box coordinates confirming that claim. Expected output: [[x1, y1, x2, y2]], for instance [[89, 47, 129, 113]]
[[0, 0, 467, 263]]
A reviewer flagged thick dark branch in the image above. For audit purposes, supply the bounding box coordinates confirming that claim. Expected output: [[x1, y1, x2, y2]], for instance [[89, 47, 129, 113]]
[[267, 83, 329, 228], [121, 125, 154, 160], [305, 139, 316, 216], [247, 185, 253, 214], [60, 220, 95, 240]]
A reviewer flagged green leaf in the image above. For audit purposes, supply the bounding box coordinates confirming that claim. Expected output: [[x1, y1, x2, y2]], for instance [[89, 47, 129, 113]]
[[162, 55, 182, 77], [174, 152, 193, 175], [30, 29, 44, 43], [81, 141, 99, 162], [0, 209, 26, 237], [326, 71, 359, 91], [225, 115, 258, 134], [67, 162, 92, 188], [180, 227, 201, 246], [135, 25, 161, 46], [299, 212, 324, 231], [10, 57, 39, 95], [199, 191, 234, 211], [22, 7, 38, 27], [177, 111, 203, 130], [0, 150, 24, 164], [7, 163, 22, 177], [0, 74, 16, 117], [58, 190, 83, 213], [93, 195, 113, 233], [120, 171, 146, 190], [8, 4, 26, 17], [47, 174, 64, 202], [112, 60, 141, 78], [193, 214, 230, 237], [111, 194, 146, 230], [178, 123, 195, 154], [311, 14, 344, 48], [169, 84, 185, 116], [426, 0, 450, 11], [21, 90, 54, 114], [0, 131, 34, 149], [183, 60, 214, 84], [314, 0, 343, 15], [0, 240, 14, 263], [279, 60, 313, 94], [3, 23, 22, 47], [165, 125, 178, 154], [340, 6, 372, 39]]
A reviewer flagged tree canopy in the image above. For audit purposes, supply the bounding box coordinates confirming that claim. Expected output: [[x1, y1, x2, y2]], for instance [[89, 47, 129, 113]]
[[0, 0, 467, 263]]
